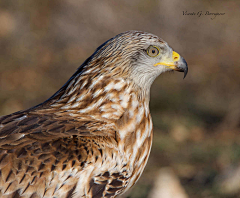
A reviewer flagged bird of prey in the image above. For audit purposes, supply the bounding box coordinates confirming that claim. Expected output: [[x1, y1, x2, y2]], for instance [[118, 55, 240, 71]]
[[0, 31, 188, 198]]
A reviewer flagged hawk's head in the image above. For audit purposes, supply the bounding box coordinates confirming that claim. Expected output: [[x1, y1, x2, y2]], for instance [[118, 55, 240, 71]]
[[82, 31, 188, 92], [46, 31, 188, 115]]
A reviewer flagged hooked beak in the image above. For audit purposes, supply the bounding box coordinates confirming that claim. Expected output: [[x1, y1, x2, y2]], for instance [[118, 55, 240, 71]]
[[154, 51, 188, 79]]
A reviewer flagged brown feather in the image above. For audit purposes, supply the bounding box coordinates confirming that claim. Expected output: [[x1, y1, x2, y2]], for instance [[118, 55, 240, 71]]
[[0, 30, 187, 197]]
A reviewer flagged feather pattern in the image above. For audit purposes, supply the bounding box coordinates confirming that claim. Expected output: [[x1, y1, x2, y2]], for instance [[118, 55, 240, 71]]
[[0, 30, 187, 197]]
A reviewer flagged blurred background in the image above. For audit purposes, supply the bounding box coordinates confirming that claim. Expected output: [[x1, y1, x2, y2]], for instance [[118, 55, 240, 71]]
[[0, 0, 239, 197]]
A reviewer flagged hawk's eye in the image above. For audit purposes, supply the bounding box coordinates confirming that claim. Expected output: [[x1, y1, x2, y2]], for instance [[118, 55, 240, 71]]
[[147, 46, 159, 57]]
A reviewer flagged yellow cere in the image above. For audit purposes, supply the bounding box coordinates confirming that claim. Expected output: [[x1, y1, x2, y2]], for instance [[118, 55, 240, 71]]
[[154, 51, 180, 67], [172, 51, 180, 61]]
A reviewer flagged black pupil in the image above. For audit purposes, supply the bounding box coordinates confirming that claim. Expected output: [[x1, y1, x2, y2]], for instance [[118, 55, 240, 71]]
[[152, 49, 155, 54]]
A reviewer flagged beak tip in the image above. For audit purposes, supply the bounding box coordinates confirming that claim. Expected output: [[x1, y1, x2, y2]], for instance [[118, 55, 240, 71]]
[[183, 67, 188, 79], [181, 58, 188, 79]]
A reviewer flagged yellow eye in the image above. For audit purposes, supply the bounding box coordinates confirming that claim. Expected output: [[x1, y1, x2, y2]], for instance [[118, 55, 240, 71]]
[[147, 46, 160, 57]]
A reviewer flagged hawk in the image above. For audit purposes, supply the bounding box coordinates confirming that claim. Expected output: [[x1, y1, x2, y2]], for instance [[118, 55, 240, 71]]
[[0, 31, 188, 198]]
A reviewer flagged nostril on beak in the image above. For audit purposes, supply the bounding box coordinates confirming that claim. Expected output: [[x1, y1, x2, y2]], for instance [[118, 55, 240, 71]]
[[172, 51, 180, 62]]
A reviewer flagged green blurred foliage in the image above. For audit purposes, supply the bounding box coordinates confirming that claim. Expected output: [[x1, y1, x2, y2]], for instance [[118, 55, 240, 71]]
[[0, 0, 239, 197]]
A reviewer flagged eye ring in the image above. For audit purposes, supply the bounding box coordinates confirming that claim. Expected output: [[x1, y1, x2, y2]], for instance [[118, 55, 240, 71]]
[[147, 46, 160, 57]]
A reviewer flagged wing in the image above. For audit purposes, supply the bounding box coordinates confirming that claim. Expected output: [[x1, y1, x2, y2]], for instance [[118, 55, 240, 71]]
[[0, 110, 122, 197], [87, 172, 130, 198], [0, 111, 116, 149]]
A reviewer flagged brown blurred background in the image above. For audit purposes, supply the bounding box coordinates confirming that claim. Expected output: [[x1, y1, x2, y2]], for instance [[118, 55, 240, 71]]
[[0, 0, 240, 197]]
